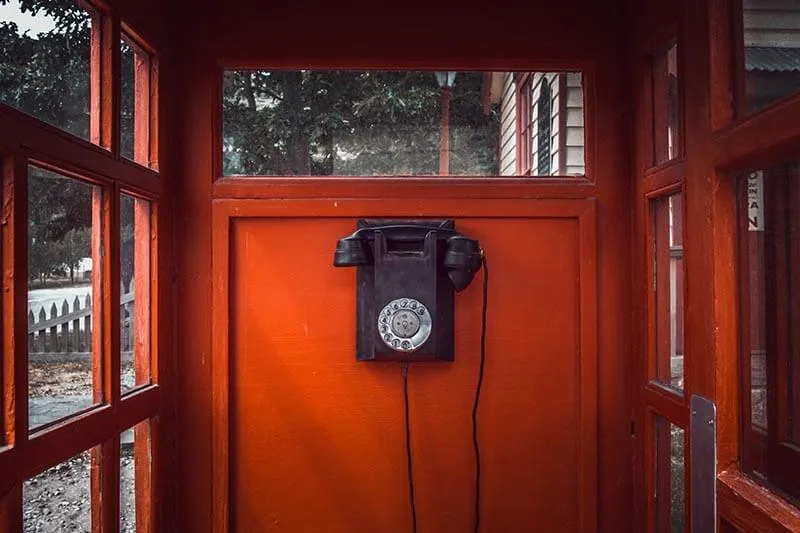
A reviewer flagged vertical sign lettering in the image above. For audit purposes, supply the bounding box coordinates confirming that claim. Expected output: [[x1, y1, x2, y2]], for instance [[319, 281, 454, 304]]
[[748, 171, 764, 232]]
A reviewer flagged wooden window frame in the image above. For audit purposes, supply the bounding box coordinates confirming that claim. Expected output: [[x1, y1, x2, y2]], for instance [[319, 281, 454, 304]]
[[213, 67, 594, 193], [515, 73, 569, 177], [0, 2, 164, 531], [515, 73, 534, 175], [633, 23, 691, 533], [737, 162, 800, 501], [696, 0, 800, 528]]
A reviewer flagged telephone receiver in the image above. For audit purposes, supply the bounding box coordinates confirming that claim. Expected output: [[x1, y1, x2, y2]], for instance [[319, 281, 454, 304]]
[[334, 223, 483, 291]]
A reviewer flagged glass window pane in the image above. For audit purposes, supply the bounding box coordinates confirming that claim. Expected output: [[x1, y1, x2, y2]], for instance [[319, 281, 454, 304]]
[[739, 160, 800, 498], [745, 171, 768, 433], [0, 0, 91, 140], [119, 34, 152, 166], [742, 1, 800, 114], [654, 416, 685, 533], [652, 193, 684, 392], [121, 37, 136, 161], [23, 448, 94, 531], [222, 70, 585, 177], [120, 194, 151, 394], [652, 43, 681, 165], [742, 162, 800, 447], [121, 419, 152, 532], [28, 166, 101, 430]]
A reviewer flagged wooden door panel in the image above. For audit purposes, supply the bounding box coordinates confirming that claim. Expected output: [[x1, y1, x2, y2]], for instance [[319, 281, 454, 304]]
[[221, 205, 596, 532]]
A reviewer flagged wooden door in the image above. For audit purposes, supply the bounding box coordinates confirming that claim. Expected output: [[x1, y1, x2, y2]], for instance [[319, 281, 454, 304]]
[[212, 201, 598, 532], [171, 3, 633, 532], [630, 0, 800, 531]]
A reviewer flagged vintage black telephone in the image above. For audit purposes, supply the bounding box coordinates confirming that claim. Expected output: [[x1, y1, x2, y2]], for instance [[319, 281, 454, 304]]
[[333, 219, 482, 362], [334, 219, 488, 533]]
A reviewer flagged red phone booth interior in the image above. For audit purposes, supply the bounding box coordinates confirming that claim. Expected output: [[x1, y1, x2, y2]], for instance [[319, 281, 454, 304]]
[[1, 0, 800, 532]]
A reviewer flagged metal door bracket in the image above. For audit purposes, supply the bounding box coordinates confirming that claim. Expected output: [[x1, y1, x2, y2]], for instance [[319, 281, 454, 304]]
[[690, 394, 717, 533]]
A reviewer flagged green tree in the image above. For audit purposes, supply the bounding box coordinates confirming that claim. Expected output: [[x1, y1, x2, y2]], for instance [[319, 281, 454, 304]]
[[61, 227, 91, 283], [27, 167, 93, 286], [0, 0, 91, 139], [222, 70, 500, 176], [2, 0, 95, 285]]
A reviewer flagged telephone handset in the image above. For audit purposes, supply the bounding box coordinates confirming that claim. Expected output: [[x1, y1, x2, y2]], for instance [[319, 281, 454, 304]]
[[333, 219, 482, 361]]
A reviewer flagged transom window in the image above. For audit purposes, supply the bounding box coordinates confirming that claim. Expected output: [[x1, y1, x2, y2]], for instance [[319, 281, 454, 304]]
[[221, 70, 586, 177]]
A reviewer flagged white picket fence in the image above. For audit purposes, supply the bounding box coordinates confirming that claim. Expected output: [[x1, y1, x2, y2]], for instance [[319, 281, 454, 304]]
[[28, 282, 135, 362]]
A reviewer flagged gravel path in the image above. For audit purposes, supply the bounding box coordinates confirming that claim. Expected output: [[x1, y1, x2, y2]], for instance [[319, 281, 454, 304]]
[[23, 447, 135, 533]]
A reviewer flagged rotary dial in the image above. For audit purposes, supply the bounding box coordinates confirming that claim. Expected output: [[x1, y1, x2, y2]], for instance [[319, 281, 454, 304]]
[[378, 298, 432, 352]]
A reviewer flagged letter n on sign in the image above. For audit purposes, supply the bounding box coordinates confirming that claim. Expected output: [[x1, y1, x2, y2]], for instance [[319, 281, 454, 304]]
[[748, 171, 764, 232]]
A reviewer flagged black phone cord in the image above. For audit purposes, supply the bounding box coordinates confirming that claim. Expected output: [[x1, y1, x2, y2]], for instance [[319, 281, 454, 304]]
[[402, 362, 418, 533], [472, 254, 488, 533], [402, 254, 488, 533]]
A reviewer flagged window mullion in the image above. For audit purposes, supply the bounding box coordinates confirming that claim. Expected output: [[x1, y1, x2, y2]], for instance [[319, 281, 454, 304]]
[[106, 184, 122, 406]]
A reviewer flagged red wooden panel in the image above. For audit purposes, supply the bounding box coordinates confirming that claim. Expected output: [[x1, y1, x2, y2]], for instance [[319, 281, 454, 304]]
[[221, 210, 596, 532]]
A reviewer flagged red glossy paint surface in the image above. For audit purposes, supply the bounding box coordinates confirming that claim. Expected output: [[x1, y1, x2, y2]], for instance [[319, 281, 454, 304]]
[[228, 216, 592, 532]]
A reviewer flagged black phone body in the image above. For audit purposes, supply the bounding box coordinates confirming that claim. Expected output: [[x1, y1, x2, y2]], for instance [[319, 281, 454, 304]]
[[334, 219, 481, 362]]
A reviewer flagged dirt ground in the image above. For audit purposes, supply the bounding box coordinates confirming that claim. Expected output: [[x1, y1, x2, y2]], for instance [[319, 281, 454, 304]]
[[28, 360, 137, 398], [22, 447, 135, 533], [23, 360, 138, 532]]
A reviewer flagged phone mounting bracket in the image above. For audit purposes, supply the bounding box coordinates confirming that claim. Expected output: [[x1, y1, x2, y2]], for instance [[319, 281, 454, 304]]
[[333, 219, 481, 362]]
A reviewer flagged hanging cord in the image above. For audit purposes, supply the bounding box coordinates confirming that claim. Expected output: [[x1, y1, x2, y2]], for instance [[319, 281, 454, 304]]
[[402, 361, 418, 533], [472, 253, 489, 533]]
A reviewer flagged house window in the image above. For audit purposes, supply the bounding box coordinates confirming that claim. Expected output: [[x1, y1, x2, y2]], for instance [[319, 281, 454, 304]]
[[0, 1, 162, 529], [514, 72, 585, 177], [516, 74, 534, 175], [537, 80, 553, 176], [739, 159, 800, 500]]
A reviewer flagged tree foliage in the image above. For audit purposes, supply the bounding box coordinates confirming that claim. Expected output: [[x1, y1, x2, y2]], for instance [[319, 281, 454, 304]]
[[223, 70, 501, 176], [0, 0, 91, 139], [1, 0, 98, 285], [27, 167, 93, 285]]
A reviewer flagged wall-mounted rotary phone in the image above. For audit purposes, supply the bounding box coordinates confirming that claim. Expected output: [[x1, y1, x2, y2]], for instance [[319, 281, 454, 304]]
[[333, 219, 482, 361]]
